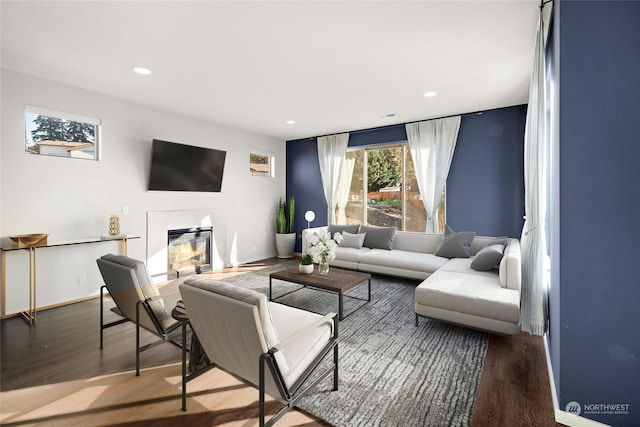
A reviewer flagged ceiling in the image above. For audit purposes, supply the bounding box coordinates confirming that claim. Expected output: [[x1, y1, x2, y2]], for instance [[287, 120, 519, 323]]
[[1, 1, 539, 141]]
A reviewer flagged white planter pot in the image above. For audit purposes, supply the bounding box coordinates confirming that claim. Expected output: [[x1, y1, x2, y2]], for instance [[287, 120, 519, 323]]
[[275, 233, 296, 258], [298, 263, 314, 274]]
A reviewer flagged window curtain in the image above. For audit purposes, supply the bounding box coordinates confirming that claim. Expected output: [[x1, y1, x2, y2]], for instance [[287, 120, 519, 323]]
[[520, 11, 548, 336], [317, 133, 349, 224], [336, 157, 355, 224], [405, 116, 461, 233]]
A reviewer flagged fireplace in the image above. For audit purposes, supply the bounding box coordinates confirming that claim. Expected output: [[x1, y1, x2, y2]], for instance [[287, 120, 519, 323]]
[[167, 227, 212, 279]]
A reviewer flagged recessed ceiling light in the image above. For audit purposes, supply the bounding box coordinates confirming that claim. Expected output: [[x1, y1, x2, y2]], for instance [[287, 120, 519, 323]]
[[286, 120, 296, 125], [133, 67, 151, 75], [424, 91, 438, 97]]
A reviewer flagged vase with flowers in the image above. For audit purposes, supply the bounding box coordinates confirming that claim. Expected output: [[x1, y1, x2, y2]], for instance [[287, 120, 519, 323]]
[[305, 229, 343, 275]]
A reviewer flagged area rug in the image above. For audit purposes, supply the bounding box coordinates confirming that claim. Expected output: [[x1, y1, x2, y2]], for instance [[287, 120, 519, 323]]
[[224, 263, 488, 427]]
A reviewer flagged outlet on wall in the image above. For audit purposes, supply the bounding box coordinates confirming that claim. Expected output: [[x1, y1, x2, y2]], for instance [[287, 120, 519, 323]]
[[122, 205, 129, 215]]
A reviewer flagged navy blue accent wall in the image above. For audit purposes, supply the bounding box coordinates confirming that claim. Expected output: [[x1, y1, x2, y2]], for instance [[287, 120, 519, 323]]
[[553, 1, 640, 425], [447, 107, 526, 238], [285, 137, 325, 251], [287, 105, 526, 252]]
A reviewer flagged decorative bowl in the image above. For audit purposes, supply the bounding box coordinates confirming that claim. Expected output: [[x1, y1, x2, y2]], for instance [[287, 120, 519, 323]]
[[9, 233, 49, 247]]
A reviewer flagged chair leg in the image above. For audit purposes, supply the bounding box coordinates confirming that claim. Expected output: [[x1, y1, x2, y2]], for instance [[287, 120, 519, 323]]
[[415, 313, 419, 327], [259, 354, 266, 427], [333, 343, 339, 391], [99, 286, 105, 349], [136, 302, 141, 376]]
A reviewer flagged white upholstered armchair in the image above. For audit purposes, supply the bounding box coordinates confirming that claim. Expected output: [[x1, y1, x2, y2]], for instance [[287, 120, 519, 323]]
[[179, 276, 339, 427]]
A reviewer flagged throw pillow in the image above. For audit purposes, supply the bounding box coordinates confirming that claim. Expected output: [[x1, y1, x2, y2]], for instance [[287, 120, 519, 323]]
[[358, 225, 397, 250], [470, 244, 505, 271], [482, 236, 508, 248], [339, 232, 367, 249], [434, 224, 476, 258], [328, 224, 360, 239]]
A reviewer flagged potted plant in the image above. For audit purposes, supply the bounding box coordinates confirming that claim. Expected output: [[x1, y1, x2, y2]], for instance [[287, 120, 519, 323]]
[[299, 254, 314, 274], [275, 196, 296, 258]]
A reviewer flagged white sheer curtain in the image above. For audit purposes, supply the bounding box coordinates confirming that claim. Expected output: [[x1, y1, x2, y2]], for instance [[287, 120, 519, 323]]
[[336, 157, 355, 224], [317, 133, 349, 224], [406, 116, 461, 233], [520, 12, 548, 336]]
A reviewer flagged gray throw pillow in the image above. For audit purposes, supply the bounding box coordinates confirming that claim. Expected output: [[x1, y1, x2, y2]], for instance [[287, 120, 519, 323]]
[[358, 225, 397, 250], [328, 224, 360, 239], [471, 244, 505, 271], [434, 224, 476, 258], [339, 232, 367, 249], [482, 236, 508, 248]]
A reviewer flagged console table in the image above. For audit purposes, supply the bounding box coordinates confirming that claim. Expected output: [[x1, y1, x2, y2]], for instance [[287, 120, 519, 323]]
[[1, 235, 139, 324]]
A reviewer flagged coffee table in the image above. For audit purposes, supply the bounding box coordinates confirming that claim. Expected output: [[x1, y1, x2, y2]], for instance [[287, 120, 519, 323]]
[[269, 266, 371, 320]]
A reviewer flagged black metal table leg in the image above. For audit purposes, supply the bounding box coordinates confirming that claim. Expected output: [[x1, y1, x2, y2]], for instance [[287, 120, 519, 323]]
[[181, 321, 187, 411]]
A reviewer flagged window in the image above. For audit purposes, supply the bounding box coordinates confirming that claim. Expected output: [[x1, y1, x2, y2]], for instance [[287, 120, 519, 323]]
[[25, 105, 101, 160], [338, 143, 445, 232], [249, 151, 274, 177]]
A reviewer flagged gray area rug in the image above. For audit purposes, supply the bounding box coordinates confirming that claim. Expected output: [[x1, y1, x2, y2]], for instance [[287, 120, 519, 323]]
[[224, 263, 488, 427]]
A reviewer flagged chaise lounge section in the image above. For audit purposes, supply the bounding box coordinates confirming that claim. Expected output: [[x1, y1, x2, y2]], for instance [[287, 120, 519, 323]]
[[302, 225, 521, 341]]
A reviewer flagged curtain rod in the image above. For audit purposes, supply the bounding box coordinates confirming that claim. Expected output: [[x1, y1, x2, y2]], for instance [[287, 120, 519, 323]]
[[308, 109, 484, 141]]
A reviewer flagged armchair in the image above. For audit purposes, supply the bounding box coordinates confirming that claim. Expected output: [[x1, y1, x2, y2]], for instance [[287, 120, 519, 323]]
[[96, 254, 182, 376], [179, 276, 338, 427]]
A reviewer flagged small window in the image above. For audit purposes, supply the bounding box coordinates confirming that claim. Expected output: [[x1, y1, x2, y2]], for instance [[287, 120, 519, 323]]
[[249, 151, 274, 177], [25, 105, 101, 161]]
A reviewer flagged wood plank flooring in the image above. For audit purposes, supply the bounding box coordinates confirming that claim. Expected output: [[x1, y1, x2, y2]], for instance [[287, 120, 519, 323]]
[[1, 258, 562, 426]]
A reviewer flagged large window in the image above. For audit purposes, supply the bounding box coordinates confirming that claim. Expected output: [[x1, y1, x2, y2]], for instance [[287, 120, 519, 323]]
[[338, 143, 445, 232]]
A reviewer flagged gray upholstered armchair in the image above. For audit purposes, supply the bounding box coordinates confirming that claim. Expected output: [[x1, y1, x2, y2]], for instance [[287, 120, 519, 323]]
[[179, 276, 338, 427], [96, 254, 182, 376]]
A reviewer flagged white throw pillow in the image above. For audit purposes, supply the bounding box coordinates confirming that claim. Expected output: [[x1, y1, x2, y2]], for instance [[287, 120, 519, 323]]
[[339, 232, 367, 249]]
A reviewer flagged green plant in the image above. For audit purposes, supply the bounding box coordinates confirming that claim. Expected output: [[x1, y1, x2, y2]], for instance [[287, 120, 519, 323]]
[[276, 195, 295, 234], [300, 254, 313, 265]]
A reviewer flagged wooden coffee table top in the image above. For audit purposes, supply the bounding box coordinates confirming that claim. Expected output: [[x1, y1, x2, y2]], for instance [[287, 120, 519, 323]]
[[270, 265, 371, 294]]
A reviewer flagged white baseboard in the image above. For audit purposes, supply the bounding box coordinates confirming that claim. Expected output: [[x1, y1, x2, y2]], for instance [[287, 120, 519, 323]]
[[543, 335, 611, 427]]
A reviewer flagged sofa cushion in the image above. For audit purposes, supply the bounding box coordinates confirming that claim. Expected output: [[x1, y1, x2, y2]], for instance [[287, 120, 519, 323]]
[[339, 232, 367, 249], [358, 249, 448, 274], [333, 246, 370, 263], [470, 244, 505, 271], [434, 224, 476, 258], [359, 225, 397, 250], [439, 258, 501, 279], [328, 224, 360, 239], [415, 270, 520, 323]]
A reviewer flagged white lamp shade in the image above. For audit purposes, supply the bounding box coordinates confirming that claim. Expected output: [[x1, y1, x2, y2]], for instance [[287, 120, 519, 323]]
[[304, 211, 316, 222]]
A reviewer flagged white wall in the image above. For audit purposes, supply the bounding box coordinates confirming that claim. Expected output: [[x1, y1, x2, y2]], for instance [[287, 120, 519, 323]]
[[1, 70, 285, 315]]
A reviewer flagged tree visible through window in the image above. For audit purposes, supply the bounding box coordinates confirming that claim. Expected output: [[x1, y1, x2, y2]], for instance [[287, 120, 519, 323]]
[[25, 106, 101, 160], [338, 143, 445, 233]]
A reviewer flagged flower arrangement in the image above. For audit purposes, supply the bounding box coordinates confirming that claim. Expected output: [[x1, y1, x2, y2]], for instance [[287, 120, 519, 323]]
[[305, 229, 343, 274]]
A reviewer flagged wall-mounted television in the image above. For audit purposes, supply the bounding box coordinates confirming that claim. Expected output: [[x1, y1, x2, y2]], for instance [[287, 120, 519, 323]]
[[148, 139, 226, 192]]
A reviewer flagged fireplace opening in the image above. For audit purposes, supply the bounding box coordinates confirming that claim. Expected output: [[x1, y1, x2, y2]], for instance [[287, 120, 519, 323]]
[[167, 227, 212, 279]]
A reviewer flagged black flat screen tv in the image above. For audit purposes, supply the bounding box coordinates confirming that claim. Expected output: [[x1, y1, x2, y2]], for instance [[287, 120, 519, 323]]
[[148, 139, 226, 192]]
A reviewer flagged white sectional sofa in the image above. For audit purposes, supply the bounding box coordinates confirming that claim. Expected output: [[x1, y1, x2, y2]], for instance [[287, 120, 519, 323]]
[[302, 225, 521, 341]]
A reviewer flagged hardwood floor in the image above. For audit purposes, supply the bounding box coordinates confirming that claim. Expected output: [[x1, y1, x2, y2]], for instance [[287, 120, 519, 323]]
[[1, 258, 562, 426]]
